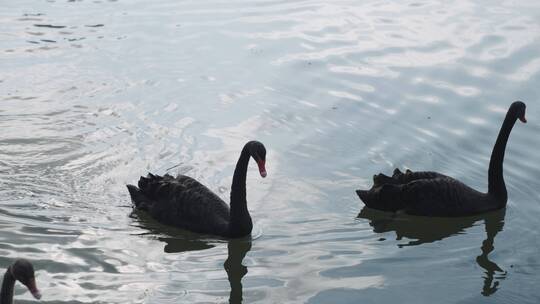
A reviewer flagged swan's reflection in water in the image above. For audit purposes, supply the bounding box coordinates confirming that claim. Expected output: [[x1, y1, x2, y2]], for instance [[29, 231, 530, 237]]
[[477, 210, 506, 296], [224, 239, 252, 304], [131, 210, 252, 303], [130, 210, 216, 252], [358, 207, 506, 296]]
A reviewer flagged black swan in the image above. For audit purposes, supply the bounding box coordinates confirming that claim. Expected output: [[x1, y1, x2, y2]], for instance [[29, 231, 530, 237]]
[[127, 140, 267, 238], [1, 259, 41, 303], [356, 101, 526, 216]]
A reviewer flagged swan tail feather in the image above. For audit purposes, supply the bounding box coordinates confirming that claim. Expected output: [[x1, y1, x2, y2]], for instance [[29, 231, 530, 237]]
[[356, 189, 370, 204], [138, 176, 149, 190], [137, 174, 168, 193], [127, 184, 150, 210], [356, 189, 387, 210], [356, 185, 406, 212]]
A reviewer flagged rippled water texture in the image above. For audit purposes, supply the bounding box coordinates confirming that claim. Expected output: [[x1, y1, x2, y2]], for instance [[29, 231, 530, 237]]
[[1, 0, 540, 303]]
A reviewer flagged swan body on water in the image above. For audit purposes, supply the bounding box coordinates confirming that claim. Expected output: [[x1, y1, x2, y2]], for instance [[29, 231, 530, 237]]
[[356, 101, 526, 217], [127, 141, 267, 238]]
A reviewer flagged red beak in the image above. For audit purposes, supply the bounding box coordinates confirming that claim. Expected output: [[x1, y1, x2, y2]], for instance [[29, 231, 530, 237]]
[[26, 278, 42, 300], [256, 160, 267, 178], [519, 115, 527, 123]]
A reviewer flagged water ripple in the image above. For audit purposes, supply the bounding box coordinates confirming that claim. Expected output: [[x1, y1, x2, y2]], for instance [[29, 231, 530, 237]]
[[1, 0, 540, 303]]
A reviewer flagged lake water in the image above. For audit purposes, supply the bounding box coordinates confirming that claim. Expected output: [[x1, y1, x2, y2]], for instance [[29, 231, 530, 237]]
[[1, 0, 540, 303]]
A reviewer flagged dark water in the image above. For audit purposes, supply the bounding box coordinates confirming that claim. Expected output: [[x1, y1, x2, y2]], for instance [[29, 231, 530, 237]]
[[1, 0, 540, 303]]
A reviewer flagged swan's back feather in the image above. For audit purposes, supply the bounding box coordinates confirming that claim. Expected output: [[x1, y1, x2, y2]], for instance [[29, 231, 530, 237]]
[[402, 177, 490, 216], [357, 169, 496, 217], [127, 174, 230, 235]]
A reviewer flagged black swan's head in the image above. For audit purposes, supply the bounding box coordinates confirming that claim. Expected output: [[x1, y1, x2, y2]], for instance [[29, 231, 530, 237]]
[[511, 101, 527, 123], [10, 259, 41, 300], [246, 141, 267, 178]]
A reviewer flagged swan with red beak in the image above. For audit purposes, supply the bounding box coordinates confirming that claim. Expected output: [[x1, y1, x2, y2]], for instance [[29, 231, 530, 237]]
[[127, 140, 268, 238], [1, 259, 41, 303]]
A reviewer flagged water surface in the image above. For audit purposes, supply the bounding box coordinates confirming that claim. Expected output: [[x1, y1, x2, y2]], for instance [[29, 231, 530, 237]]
[[1, 0, 540, 303]]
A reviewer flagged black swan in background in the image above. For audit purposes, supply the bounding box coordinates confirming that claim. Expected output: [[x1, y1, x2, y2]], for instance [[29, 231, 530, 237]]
[[356, 101, 526, 216], [127, 141, 267, 238], [1, 259, 41, 303]]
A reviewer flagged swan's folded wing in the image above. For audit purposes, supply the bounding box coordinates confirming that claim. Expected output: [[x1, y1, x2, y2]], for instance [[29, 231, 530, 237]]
[[402, 177, 485, 216], [373, 170, 449, 187], [131, 174, 230, 232], [395, 170, 449, 184]]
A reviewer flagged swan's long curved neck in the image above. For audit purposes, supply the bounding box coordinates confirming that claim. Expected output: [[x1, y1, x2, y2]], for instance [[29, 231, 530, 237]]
[[1, 268, 15, 304], [228, 147, 253, 237], [488, 109, 517, 204]]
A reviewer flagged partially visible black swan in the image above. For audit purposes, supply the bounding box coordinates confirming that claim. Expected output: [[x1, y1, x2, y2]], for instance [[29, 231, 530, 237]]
[[356, 101, 526, 216], [1, 259, 41, 303], [127, 141, 267, 238]]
